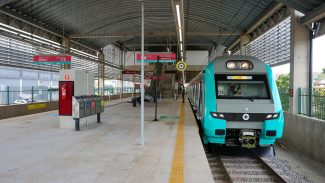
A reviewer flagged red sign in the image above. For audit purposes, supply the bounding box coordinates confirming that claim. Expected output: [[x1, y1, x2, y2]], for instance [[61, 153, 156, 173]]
[[137, 53, 176, 63], [33, 55, 71, 65], [145, 76, 167, 80], [134, 84, 140, 89], [122, 70, 138, 75], [64, 74, 70, 80], [289, 89, 293, 97]]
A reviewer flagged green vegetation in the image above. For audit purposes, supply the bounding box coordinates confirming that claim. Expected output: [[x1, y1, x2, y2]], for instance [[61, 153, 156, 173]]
[[276, 74, 290, 89], [276, 74, 290, 111], [322, 68, 325, 74]]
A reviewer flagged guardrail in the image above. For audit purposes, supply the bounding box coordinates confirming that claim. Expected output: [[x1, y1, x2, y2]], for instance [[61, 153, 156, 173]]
[[278, 88, 290, 112], [298, 88, 325, 120], [0, 86, 139, 106], [0, 87, 59, 105]]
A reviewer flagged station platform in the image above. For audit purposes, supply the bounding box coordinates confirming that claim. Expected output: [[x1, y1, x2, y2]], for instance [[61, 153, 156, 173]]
[[0, 98, 214, 183]]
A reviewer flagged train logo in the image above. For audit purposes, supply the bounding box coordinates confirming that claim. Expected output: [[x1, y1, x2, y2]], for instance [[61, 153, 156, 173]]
[[242, 114, 250, 121]]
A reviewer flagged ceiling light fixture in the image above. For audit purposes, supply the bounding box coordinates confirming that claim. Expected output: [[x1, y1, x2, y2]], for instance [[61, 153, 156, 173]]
[[176, 5, 181, 28], [179, 28, 182, 42]]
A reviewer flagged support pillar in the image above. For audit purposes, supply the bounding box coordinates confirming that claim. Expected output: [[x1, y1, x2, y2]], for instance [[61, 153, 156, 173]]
[[61, 38, 71, 69], [240, 34, 250, 55], [98, 51, 105, 96], [120, 70, 123, 99], [289, 10, 311, 114]]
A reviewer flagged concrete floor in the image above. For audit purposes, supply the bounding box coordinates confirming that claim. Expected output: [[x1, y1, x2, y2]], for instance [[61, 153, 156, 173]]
[[0, 99, 213, 183]]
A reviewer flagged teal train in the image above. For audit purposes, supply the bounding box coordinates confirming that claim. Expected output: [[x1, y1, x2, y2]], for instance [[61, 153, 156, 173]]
[[187, 55, 284, 151]]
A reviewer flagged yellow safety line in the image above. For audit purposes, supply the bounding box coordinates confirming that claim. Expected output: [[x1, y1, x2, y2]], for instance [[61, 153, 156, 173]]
[[169, 102, 185, 183]]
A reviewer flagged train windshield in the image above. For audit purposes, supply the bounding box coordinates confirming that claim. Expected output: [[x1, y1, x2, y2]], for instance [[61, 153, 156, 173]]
[[215, 74, 270, 99]]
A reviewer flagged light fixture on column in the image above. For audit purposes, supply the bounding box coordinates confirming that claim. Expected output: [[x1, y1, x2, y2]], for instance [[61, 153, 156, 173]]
[[179, 28, 182, 42], [176, 5, 181, 28], [174, 1, 185, 59]]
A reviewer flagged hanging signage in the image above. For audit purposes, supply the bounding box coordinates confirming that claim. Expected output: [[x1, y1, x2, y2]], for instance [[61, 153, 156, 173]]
[[134, 83, 140, 89], [165, 70, 177, 74], [145, 76, 167, 80], [33, 55, 72, 65], [122, 70, 139, 75], [136, 52, 176, 63]]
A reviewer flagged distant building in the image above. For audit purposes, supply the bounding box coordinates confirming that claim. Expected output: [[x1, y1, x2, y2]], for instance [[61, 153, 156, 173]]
[[314, 80, 325, 88]]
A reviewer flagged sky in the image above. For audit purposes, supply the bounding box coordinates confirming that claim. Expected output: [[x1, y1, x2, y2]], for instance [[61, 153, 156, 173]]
[[272, 34, 325, 75]]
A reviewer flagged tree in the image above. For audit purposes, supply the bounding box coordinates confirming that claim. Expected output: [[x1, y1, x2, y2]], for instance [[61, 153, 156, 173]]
[[276, 74, 290, 89], [322, 68, 325, 74]]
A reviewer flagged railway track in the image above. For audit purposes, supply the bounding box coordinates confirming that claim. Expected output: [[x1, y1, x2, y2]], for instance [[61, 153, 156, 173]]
[[205, 149, 289, 183]]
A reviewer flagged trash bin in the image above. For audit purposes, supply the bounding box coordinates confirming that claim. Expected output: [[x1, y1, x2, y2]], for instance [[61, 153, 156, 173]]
[[132, 97, 137, 107]]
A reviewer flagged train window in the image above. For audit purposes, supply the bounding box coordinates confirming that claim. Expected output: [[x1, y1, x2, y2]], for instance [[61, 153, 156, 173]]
[[215, 74, 270, 100]]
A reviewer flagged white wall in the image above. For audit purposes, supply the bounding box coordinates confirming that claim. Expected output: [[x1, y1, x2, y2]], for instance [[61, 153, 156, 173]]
[[125, 51, 147, 66], [186, 51, 208, 65]]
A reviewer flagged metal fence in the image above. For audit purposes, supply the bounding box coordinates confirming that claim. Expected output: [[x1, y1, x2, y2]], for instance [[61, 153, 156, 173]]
[[0, 87, 59, 105], [0, 86, 138, 105], [299, 88, 325, 120], [278, 88, 290, 111], [94, 87, 138, 96]]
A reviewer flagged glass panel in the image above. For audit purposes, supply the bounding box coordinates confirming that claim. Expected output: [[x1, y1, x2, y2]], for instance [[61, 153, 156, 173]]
[[217, 81, 269, 99], [215, 74, 270, 100]]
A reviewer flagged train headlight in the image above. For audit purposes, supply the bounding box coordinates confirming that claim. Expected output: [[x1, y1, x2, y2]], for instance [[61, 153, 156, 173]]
[[265, 113, 280, 120], [240, 62, 250, 69], [210, 112, 225, 119], [211, 112, 218, 118], [226, 62, 236, 70], [266, 114, 273, 119], [226, 60, 253, 70], [272, 113, 279, 118]]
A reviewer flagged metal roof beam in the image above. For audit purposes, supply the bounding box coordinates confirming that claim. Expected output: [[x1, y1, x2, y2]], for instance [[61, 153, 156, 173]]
[[246, 2, 284, 33], [227, 3, 290, 52], [277, 0, 311, 14], [69, 32, 241, 39], [125, 43, 211, 47], [0, 28, 123, 71], [301, 3, 325, 25], [0, 7, 99, 54], [0, 0, 14, 7]]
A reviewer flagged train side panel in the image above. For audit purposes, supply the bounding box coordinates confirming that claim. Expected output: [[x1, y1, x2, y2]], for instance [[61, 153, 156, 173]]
[[202, 62, 226, 144], [259, 65, 284, 145]]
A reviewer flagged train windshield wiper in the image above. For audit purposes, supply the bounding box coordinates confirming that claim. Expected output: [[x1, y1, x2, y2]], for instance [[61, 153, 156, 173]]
[[248, 97, 254, 102]]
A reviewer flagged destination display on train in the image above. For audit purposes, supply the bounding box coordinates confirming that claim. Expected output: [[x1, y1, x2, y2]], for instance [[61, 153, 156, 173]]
[[227, 76, 253, 80]]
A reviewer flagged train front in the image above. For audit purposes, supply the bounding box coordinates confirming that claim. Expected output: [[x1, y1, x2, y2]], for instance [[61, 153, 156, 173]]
[[204, 55, 284, 148]]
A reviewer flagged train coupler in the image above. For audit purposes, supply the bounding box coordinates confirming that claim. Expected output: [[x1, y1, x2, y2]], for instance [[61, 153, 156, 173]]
[[239, 130, 257, 148]]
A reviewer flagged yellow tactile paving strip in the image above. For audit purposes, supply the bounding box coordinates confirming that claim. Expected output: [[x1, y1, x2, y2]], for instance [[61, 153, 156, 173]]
[[169, 102, 185, 183]]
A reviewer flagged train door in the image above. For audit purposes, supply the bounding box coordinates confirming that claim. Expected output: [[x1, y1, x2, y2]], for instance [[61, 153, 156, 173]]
[[195, 83, 199, 109], [197, 81, 202, 119], [193, 84, 197, 108], [198, 81, 203, 119], [201, 79, 205, 121]]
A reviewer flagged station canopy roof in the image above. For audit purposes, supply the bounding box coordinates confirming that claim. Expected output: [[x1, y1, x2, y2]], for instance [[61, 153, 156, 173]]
[[0, 0, 324, 52]]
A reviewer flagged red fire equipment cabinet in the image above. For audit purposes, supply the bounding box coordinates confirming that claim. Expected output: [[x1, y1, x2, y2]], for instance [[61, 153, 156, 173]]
[[59, 81, 74, 116]]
